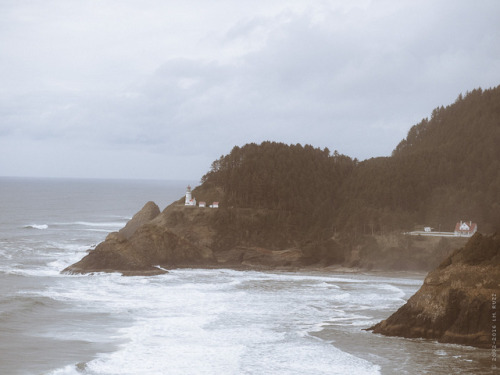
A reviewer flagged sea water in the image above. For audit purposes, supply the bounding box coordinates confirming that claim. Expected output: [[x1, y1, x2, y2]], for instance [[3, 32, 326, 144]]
[[0, 177, 493, 374]]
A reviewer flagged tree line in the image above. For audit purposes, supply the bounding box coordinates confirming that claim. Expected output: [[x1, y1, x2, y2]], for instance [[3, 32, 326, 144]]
[[198, 85, 500, 240]]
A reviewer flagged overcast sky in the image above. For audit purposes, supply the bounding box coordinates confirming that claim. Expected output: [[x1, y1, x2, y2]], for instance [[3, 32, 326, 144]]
[[1, 0, 499, 180]]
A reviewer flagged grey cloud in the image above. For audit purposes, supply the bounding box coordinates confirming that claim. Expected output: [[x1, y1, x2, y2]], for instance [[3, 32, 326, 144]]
[[1, 0, 499, 179]]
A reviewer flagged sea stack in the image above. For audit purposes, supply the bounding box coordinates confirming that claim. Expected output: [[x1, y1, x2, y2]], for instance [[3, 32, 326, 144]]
[[369, 232, 500, 348]]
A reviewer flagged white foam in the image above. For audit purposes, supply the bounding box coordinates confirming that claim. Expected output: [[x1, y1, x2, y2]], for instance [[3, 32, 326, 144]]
[[25, 224, 48, 230], [47, 242, 93, 253], [0, 248, 12, 260], [82, 228, 116, 232], [0, 240, 95, 277], [375, 283, 406, 299], [9, 267, 62, 277], [48, 364, 79, 375], [84, 332, 380, 375], [51, 221, 126, 230], [73, 221, 125, 227], [318, 281, 341, 289], [41, 269, 424, 375]]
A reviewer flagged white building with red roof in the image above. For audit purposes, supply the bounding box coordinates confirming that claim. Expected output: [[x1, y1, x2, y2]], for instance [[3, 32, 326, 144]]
[[454, 221, 477, 237]]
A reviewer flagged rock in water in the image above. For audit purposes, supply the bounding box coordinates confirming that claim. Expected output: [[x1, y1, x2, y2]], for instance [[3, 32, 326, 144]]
[[369, 232, 500, 348]]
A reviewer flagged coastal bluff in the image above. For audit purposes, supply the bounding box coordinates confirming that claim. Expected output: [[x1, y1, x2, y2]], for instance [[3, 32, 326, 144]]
[[369, 232, 500, 348], [63, 201, 307, 276], [63, 197, 464, 276]]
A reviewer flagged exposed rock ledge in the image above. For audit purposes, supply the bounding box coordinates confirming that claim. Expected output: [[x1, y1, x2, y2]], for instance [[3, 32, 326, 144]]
[[369, 232, 500, 348], [63, 200, 465, 276], [63, 201, 306, 276]]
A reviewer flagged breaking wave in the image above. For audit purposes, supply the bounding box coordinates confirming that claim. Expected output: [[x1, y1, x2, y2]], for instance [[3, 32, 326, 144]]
[[24, 224, 48, 230]]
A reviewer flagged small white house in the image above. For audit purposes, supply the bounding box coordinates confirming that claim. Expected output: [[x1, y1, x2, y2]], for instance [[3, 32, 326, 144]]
[[185, 185, 197, 206], [210, 202, 219, 208], [424, 227, 432, 232], [199, 201, 206, 208], [454, 221, 477, 237]]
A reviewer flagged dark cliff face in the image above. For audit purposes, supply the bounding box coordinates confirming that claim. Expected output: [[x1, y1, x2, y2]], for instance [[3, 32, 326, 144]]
[[369, 232, 500, 348], [118, 201, 160, 240], [63, 202, 309, 275], [63, 202, 218, 275], [63, 198, 464, 276]]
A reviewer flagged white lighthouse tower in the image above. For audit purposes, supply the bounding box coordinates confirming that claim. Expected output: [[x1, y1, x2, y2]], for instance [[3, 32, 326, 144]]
[[185, 185, 196, 206]]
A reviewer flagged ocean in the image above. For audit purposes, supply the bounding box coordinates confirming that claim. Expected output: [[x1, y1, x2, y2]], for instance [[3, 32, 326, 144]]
[[0, 177, 493, 374]]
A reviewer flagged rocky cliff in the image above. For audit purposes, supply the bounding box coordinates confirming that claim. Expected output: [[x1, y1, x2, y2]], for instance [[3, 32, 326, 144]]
[[369, 232, 500, 348], [64, 199, 462, 276], [63, 202, 307, 275]]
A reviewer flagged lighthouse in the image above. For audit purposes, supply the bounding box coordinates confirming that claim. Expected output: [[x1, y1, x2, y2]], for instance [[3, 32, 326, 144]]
[[185, 185, 197, 206]]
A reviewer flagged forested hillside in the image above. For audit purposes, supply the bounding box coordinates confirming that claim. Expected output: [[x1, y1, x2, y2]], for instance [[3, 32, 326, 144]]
[[68, 85, 500, 275], [198, 85, 500, 238], [201, 142, 355, 235], [337, 86, 500, 235]]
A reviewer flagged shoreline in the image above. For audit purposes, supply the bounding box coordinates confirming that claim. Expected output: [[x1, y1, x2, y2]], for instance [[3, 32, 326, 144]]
[[65, 264, 429, 278]]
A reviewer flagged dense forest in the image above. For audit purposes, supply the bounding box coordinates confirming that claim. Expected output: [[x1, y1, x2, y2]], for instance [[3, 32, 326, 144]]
[[201, 142, 355, 236], [337, 86, 500, 235], [198, 85, 500, 239]]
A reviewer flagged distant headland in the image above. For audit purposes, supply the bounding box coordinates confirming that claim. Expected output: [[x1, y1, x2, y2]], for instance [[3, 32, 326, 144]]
[[64, 85, 500, 275], [63, 85, 500, 348]]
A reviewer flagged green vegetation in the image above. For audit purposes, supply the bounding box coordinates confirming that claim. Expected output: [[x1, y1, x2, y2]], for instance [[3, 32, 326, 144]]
[[338, 86, 500, 235], [201, 142, 355, 237], [197, 85, 500, 243]]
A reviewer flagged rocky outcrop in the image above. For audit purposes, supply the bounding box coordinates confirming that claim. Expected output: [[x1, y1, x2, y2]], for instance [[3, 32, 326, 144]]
[[63, 197, 465, 276], [63, 203, 308, 275], [118, 201, 160, 240], [63, 203, 218, 275], [369, 232, 500, 348]]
